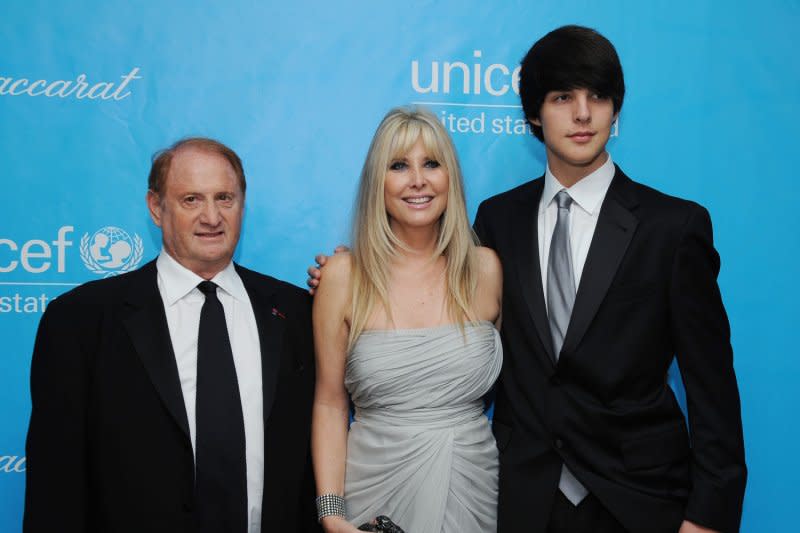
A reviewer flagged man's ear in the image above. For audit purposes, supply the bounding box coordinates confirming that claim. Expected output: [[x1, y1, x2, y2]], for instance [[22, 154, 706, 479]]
[[146, 190, 163, 228], [529, 116, 542, 127]]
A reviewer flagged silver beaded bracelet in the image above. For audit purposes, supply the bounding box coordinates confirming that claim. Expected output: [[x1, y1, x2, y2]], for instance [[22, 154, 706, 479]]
[[316, 493, 346, 522]]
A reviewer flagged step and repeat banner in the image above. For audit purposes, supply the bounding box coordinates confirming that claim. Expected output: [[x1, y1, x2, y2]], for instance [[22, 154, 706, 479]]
[[2, 1, 797, 531]]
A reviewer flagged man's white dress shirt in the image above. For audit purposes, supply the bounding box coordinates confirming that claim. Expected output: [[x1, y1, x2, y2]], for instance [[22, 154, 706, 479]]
[[538, 154, 616, 308], [156, 251, 264, 533]]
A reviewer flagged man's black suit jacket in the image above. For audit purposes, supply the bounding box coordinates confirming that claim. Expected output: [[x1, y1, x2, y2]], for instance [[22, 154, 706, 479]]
[[24, 260, 320, 532], [474, 166, 746, 533]]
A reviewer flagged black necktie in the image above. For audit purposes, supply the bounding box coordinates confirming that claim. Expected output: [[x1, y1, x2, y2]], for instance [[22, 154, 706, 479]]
[[195, 281, 247, 533]]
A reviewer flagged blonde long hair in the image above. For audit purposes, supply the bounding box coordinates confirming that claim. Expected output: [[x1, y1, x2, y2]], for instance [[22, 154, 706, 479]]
[[348, 106, 478, 349]]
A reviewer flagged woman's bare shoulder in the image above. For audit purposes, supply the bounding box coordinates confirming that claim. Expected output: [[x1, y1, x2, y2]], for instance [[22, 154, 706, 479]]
[[472, 246, 502, 323], [319, 251, 353, 285], [474, 246, 502, 280], [313, 252, 353, 324]]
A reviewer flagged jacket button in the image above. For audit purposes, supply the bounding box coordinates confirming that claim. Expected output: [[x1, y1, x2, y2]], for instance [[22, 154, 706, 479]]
[[555, 438, 564, 449]]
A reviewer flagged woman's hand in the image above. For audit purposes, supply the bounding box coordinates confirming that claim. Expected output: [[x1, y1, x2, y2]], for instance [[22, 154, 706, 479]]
[[320, 515, 361, 533]]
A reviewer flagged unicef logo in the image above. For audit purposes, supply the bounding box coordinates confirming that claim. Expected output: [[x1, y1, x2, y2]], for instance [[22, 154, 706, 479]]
[[80, 226, 144, 277]]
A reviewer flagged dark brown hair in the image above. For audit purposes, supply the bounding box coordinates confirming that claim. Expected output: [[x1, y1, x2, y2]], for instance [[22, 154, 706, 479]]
[[520, 25, 625, 141]]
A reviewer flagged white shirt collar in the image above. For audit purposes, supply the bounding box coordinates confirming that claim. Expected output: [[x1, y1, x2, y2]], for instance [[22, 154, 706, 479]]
[[156, 250, 248, 306], [542, 153, 616, 215]]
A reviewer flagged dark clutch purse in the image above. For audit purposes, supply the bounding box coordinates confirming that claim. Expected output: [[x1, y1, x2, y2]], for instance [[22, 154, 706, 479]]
[[357, 515, 405, 533]]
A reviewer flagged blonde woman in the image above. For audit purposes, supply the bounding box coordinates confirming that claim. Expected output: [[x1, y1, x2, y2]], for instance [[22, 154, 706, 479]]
[[311, 107, 503, 533]]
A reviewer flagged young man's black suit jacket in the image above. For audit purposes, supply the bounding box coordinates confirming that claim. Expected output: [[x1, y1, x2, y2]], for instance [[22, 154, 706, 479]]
[[474, 166, 746, 533], [24, 260, 320, 533]]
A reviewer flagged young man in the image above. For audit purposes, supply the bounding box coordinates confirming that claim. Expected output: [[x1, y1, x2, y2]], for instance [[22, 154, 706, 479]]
[[472, 26, 746, 532]]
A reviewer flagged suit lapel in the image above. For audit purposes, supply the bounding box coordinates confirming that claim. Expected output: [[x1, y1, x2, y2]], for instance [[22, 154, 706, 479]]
[[561, 168, 639, 357], [237, 267, 284, 426], [511, 179, 557, 366], [122, 261, 191, 439]]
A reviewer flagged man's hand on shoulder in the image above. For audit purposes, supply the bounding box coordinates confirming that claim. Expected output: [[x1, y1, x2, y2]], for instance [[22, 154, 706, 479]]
[[307, 245, 349, 295], [678, 520, 719, 533]]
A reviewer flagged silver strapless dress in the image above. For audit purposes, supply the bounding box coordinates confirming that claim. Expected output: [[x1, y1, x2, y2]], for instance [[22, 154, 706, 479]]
[[344, 321, 502, 533]]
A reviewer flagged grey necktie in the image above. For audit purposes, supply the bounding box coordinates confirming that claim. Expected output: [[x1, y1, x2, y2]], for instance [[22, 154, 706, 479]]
[[546, 190, 589, 506]]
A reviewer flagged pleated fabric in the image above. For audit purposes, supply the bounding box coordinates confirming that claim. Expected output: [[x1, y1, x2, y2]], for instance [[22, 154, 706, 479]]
[[344, 322, 502, 533]]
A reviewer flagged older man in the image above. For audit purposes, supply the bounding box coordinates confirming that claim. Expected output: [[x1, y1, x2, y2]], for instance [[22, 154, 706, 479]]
[[24, 138, 319, 533]]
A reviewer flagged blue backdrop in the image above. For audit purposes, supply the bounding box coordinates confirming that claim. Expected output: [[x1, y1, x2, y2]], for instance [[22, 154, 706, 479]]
[[2, 1, 797, 530]]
